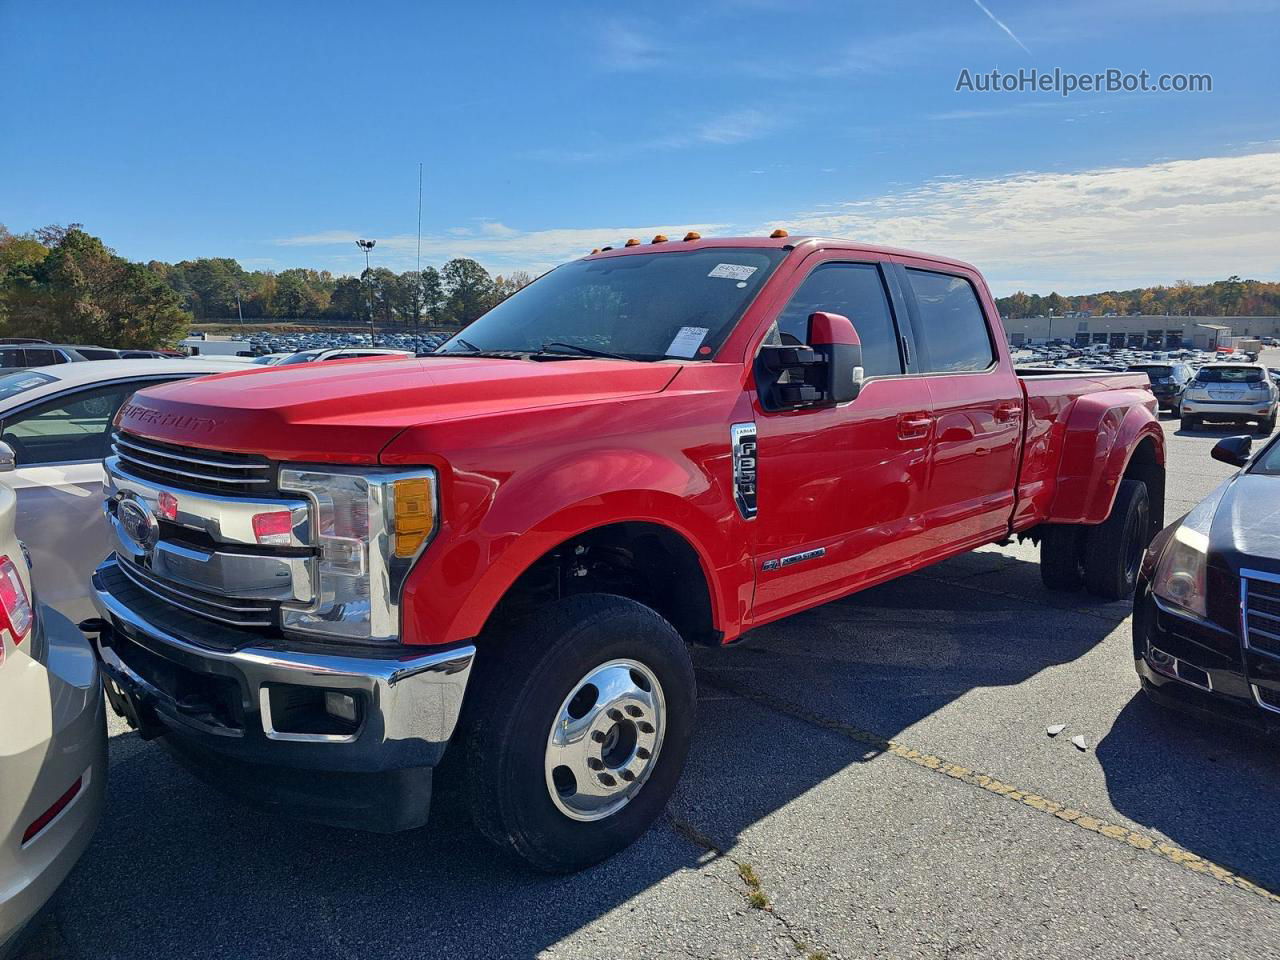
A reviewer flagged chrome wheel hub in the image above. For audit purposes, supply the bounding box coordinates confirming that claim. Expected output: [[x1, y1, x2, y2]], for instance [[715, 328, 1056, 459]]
[[545, 658, 665, 821]]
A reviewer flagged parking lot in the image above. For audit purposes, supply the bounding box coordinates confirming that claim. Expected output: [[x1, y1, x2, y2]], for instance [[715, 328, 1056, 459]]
[[21, 376, 1280, 960]]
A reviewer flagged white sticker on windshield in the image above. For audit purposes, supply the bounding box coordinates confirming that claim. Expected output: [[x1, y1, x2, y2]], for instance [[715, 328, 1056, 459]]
[[666, 326, 710, 358], [708, 263, 758, 281]]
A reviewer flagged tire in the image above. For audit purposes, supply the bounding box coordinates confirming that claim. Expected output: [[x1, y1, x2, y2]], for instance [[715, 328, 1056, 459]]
[[1039, 524, 1086, 591], [1180, 414, 1199, 431], [461, 593, 696, 873], [1083, 479, 1150, 601], [1257, 412, 1276, 435]]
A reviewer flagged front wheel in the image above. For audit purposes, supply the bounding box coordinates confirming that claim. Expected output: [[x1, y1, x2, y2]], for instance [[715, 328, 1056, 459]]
[[461, 594, 696, 873], [1257, 411, 1276, 435]]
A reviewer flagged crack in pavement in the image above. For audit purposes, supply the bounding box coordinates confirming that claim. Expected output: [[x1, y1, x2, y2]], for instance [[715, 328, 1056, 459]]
[[667, 813, 836, 960]]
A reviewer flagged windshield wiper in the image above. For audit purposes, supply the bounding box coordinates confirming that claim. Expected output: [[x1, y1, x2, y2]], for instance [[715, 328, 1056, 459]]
[[537, 341, 637, 361]]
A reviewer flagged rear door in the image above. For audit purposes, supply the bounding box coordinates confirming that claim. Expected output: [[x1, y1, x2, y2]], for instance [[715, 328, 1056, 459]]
[[893, 262, 1023, 555]]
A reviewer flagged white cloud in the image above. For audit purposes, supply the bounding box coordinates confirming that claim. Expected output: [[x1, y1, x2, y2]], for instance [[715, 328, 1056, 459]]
[[775, 151, 1280, 294], [594, 20, 664, 71]]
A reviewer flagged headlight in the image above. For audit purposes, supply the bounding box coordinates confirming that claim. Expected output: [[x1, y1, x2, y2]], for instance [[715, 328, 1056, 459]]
[[1150, 481, 1227, 619], [279, 466, 438, 644]]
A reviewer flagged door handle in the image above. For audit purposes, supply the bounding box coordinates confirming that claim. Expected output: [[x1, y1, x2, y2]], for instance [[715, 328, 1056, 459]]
[[897, 412, 933, 440], [994, 403, 1022, 422]]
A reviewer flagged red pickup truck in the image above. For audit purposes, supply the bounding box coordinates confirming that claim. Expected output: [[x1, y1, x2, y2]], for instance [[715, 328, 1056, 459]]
[[87, 234, 1165, 871]]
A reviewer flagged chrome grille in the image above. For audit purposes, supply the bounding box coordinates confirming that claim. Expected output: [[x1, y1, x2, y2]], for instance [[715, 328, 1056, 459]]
[[1242, 571, 1280, 659], [112, 432, 274, 495], [116, 555, 276, 629]]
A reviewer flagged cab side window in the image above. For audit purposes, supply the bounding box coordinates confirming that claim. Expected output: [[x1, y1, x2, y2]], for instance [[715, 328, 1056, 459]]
[[771, 263, 902, 377], [904, 269, 995, 373]]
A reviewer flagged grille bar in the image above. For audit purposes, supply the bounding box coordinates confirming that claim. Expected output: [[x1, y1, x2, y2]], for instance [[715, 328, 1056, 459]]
[[112, 432, 274, 494], [117, 556, 275, 628], [1241, 570, 1280, 661]]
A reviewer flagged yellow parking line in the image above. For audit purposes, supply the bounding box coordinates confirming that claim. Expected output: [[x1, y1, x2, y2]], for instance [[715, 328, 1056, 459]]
[[700, 674, 1280, 906]]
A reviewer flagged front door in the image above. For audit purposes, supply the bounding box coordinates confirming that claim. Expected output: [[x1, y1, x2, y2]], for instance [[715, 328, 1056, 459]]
[[747, 257, 933, 625]]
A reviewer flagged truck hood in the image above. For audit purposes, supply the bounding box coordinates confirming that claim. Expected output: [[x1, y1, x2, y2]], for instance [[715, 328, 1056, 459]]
[[118, 356, 681, 463]]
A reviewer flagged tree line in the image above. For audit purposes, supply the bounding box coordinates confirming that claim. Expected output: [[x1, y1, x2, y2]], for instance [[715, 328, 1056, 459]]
[[0, 223, 533, 348], [153, 256, 533, 326], [996, 277, 1280, 319]]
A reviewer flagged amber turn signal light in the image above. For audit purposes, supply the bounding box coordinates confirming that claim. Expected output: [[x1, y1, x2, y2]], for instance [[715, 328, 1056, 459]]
[[769, 228, 789, 238]]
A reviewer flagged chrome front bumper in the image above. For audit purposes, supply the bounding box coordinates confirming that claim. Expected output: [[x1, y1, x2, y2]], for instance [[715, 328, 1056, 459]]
[[89, 557, 474, 830]]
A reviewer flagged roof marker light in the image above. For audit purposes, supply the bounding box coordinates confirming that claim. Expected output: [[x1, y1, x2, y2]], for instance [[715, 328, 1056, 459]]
[[770, 228, 789, 238], [590, 248, 600, 255], [683, 231, 701, 241], [625, 238, 641, 247], [651, 234, 668, 244]]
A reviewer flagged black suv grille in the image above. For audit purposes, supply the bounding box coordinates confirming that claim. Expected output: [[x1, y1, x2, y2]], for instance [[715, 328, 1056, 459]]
[[112, 432, 275, 495]]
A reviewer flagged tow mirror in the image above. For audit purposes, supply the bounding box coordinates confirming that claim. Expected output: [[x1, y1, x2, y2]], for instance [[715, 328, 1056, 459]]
[[808, 311, 864, 404], [1211, 435, 1253, 468], [0, 441, 14, 473], [755, 312, 864, 411]]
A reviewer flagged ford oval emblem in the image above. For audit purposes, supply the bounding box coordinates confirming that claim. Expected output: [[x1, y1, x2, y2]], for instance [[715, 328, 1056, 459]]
[[117, 496, 160, 554]]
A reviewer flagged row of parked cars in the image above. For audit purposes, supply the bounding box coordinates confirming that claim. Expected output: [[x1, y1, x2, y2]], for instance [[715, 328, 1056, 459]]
[[1017, 344, 1279, 433]]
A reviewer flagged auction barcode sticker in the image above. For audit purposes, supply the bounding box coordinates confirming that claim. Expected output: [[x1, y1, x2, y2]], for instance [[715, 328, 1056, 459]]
[[708, 263, 757, 281], [666, 326, 709, 358]]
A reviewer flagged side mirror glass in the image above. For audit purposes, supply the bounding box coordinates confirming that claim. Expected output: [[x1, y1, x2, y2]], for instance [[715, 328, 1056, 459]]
[[0, 440, 14, 473], [1211, 435, 1253, 468]]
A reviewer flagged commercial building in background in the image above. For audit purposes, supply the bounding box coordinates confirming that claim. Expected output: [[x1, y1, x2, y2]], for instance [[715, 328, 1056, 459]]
[[1002, 314, 1280, 350]]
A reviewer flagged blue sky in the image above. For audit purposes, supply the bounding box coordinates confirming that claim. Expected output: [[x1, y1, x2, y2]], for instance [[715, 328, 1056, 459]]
[[2, 0, 1277, 294]]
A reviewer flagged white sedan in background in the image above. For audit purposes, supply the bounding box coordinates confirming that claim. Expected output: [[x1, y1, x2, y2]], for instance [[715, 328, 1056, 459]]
[[0, 359, 252, 625]]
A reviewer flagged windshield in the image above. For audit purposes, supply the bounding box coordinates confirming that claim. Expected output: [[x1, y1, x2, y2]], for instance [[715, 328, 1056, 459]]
[[1130, 365, 1174, 378], [438, 248, 788, 361], [0, 370, 57, 401], [276, 351, 321, 366], [1195, 366, 1263, 383], [1252, 436, 1280, 475]]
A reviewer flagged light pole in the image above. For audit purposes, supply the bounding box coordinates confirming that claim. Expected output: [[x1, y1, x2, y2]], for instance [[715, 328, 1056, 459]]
[[356, 239, 377, 343]]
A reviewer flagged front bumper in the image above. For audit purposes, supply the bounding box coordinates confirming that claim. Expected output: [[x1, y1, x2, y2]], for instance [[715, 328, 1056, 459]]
[[89, 557, 475, 831], [1132, 580, 1280, 735], [0, 606, 107, 957]]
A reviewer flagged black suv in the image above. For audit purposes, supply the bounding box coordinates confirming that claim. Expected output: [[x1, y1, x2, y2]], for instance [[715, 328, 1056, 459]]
[[1128, 361, 1194, 412]]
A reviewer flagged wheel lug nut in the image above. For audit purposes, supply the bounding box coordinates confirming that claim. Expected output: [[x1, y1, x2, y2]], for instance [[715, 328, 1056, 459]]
[[607, 708, 623, 721], [591, 730, 606, 742], [635, 747, 651, 760], [598, 773, 617, 787], [625, 705, 642, 718], [620, 770, 636, 782], [587, 757, 603, 770], [637, 721, 655, 734]]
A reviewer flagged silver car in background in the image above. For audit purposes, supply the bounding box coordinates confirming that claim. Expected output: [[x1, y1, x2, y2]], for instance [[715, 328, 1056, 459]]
[[1179, 362, 1278, 434], [0, 480, 106, 957]]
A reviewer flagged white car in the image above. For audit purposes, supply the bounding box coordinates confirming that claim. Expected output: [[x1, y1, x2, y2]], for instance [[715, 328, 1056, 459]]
[[0, 359, 253, 624], [1179, 363, 1279, 434], [273, 347, 415, 365], [0, 478, 106, 957]]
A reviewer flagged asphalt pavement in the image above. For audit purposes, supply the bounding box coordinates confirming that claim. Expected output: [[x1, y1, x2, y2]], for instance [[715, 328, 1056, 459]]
[[19, 364, 1280, 960]]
